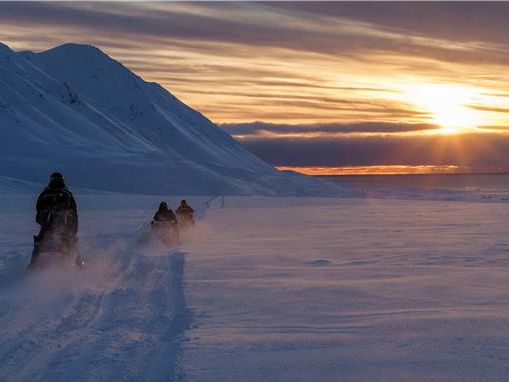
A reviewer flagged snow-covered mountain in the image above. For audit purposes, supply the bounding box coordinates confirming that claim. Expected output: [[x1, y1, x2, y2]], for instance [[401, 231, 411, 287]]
[[0, 42, 343, 195]]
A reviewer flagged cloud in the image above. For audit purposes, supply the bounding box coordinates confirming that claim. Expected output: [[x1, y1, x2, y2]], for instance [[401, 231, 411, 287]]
[[224, 124, 509, 171], [268, 2, 509, 49], [221, 121, 439, 136], [2, 2, 509, 66], [136, 3, 509, 66], [1, 2, 509, 126]]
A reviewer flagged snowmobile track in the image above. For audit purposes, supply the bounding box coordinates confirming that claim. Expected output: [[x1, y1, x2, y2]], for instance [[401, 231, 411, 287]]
[[0, 235, 190, 382]]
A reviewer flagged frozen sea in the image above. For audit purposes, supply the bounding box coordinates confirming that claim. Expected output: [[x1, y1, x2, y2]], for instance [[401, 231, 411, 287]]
[[326, 173, 509, 202], [1, 179, 509, 381]]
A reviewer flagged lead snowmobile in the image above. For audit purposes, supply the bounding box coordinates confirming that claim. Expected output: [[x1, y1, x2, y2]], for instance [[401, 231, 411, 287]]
[[28, 205, 83, 270], [27, 172, 83, 271]]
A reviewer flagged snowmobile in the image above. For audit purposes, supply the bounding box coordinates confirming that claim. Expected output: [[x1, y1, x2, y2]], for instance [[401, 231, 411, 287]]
[[140, 220, 179, 248], [176, 200, 195, 229], [152, 220, 179, 247], [28, 231, 83, 271], [176, 214, 195, 229], [28, 207, 83, 271]]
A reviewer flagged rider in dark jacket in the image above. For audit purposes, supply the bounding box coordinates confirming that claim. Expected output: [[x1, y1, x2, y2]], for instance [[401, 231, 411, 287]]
[[30, 172, 80, 267], [151, 202, 179, 244], [36, 172, 78, 234], [153, 202, 177, 224], [176, 199, 195, 225]]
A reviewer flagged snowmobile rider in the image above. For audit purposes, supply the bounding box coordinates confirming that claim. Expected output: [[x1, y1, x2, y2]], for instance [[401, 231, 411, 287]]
[[151, 202, 179, 242], [152, 201, 178, 225], [30, 172, 80, 266], [176, 199, 195, 226]]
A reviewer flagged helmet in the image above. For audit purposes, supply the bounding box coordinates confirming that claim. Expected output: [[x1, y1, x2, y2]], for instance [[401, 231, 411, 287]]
[[50, 172, 64, 181]]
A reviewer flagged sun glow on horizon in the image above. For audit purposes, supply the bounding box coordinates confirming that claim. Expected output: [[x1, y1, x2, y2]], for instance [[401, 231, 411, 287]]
[[278, 165, 463, 176], [406, 84, 481, 134]]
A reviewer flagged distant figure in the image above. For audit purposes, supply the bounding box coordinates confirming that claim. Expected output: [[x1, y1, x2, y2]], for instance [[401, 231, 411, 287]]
[[176, 199, 195, 226], [152, 201, 177, 225], [151, 201, 179, 245], [30, 172, 82, 268]]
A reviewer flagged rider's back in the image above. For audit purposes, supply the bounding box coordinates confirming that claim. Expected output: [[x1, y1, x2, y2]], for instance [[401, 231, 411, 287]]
[[176, 204, 194, 216], [154, 209, 176, 223], [36, 183, 77, 234]]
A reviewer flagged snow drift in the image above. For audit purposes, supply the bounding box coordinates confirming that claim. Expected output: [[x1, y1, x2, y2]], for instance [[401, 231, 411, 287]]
[[0, 42, 345, 196]]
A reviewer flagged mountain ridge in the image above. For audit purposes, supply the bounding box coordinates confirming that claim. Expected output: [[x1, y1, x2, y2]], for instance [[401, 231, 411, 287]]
[[0, 42, 347, 196]]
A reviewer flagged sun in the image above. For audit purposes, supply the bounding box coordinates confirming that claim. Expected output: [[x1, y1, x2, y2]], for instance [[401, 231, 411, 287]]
[[406, 84, 480, 134]]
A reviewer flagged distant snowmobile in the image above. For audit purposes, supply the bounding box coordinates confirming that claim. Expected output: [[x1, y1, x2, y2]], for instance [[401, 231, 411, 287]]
[[176, 200, 195, 228], [28, 172, 83, 271], [150, 220, 179, 247], [140, 202, 179, 247]]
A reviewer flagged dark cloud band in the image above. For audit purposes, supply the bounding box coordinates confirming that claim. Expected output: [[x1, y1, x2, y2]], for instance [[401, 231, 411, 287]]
[[230, 128, 509, 170]]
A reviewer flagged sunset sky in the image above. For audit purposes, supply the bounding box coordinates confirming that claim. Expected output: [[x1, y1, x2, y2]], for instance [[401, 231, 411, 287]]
[[2, 2, 509, 174]]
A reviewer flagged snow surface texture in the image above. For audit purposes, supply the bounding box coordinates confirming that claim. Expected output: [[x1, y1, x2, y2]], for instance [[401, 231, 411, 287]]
[[0, 42, 344, 196], [2, 194, 509, 381], [185, 197, 509, 382]]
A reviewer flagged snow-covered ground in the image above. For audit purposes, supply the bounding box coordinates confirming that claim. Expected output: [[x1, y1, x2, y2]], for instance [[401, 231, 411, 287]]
[[2, 194, 509, 381]]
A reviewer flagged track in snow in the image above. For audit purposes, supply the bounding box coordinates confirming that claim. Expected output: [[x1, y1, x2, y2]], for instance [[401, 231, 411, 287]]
[[0, 232, 190, 381]]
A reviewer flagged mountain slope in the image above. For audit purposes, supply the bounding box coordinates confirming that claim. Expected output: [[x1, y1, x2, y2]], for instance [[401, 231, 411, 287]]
[[0, 42, 345, 196]]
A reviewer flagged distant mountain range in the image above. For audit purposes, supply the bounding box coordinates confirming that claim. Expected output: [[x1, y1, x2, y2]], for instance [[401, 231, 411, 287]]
[[0, 42, 345, 196]]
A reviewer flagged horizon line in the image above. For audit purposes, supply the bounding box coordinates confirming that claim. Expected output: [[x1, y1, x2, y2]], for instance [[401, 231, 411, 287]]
[[277, 165, 509, 177]]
